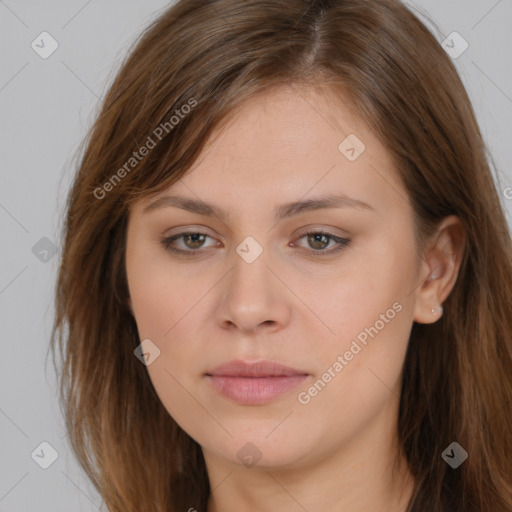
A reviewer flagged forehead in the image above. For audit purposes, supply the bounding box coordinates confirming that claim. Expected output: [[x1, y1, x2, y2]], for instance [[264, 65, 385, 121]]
[[137, 85, 408, 219]]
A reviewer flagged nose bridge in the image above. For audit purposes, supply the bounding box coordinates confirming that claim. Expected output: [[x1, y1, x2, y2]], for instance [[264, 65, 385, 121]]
[[216, 233, 289, 331], [229, 235, 273, 304]]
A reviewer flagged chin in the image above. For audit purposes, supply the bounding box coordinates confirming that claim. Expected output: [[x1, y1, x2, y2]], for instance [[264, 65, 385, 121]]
[[201, 430, 316, 471]]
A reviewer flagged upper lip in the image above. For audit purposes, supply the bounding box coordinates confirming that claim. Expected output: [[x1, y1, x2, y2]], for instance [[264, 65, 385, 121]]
[[206, 359, 309, 377]]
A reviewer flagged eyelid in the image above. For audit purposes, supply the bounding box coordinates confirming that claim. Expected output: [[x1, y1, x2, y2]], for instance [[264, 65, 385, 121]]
[[290, 229, 351, 257], [161, 229, 219, 253], [162, 224, 349, 240], [293, 225, 351, 238], [160, 226, 352, 258]]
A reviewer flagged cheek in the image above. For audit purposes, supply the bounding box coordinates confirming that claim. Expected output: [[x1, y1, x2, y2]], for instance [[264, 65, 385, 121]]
[[145, 360, 210, 441], [317, 236, 415, 342], [127, 261, 209, 431], [126, 245, 208, 372], [127, 245, 206, 340], [308, 233, 416, 393], [297, 301, 412, 446], [129, 269, 207, 388]]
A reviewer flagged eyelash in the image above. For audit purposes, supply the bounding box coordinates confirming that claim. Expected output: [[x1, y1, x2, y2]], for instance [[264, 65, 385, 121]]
[[160, 229, 351, 258]]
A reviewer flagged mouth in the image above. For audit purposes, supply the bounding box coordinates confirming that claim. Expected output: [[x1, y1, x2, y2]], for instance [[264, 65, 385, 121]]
[[205, 359, 310, 405]]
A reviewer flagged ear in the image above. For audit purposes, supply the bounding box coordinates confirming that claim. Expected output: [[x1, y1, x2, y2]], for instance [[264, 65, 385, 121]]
[[413, 215, 466, 324]]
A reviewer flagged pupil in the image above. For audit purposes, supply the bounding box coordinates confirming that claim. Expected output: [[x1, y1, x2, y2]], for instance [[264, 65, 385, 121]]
[[310, 233, 328, 249], [187, 234, 203, 247]]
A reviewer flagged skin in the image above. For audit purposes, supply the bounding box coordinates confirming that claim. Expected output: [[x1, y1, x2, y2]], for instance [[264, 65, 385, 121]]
[[125, 84, 465, 512]]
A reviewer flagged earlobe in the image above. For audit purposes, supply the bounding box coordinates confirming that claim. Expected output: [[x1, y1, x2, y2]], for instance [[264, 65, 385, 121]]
[[430, 304, 444, 318], [412, 215, 466, 324], [413, 264, 446, 324]]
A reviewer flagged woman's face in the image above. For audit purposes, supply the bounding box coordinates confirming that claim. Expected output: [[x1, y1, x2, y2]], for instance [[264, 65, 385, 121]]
[[125, 86, 432, 471]]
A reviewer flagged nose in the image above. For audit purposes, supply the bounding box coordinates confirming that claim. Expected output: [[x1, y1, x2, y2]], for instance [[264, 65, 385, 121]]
[[215, 247, 292, 335]]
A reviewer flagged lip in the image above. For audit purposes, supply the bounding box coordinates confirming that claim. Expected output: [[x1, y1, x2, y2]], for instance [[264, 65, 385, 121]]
[[205, 359, 310, 405]]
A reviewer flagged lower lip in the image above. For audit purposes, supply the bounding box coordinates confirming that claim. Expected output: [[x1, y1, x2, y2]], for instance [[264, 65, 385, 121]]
[[207, 375, 309, 405]]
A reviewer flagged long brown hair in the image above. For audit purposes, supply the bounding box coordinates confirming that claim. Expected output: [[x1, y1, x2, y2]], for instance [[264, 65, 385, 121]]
[[50, 0, 512, 510]]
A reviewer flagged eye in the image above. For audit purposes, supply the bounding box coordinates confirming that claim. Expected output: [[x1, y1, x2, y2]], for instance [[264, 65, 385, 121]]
[[160, 230, 219, 255], [160, 229, 351, 257], [292, 230, 351, 257]]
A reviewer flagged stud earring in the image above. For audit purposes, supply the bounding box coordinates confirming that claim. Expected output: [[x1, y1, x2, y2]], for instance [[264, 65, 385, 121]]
[[431, 305, 443, 316]]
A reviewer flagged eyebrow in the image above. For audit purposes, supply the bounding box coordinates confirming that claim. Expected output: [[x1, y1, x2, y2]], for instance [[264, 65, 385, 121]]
[[142, 193, 375, 220]]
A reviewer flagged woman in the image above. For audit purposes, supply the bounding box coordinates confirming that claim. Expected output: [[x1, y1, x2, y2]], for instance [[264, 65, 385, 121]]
[[51, 0, 512, 511]]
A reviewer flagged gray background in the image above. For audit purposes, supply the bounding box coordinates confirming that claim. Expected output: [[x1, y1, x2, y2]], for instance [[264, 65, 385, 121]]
[[0, 1, 511, 510]]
